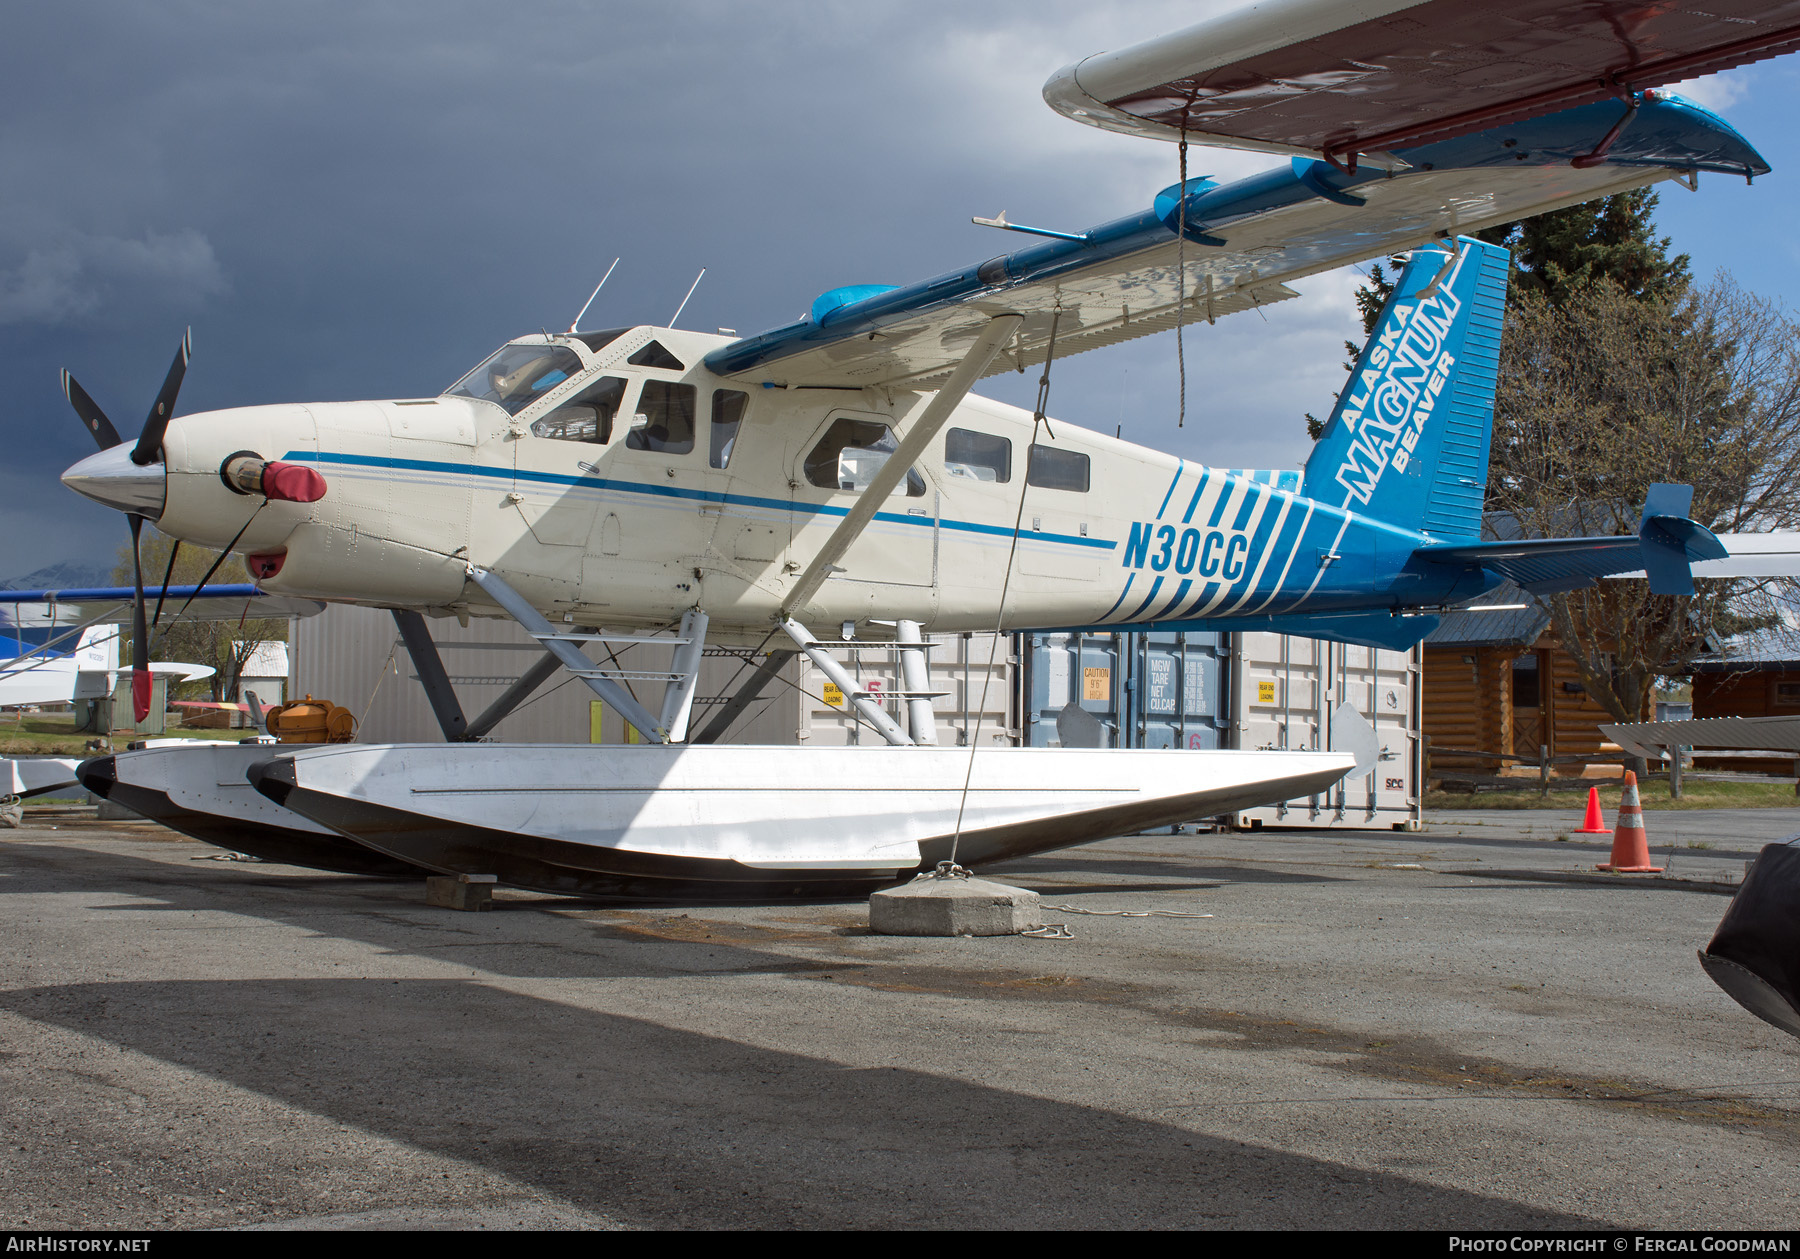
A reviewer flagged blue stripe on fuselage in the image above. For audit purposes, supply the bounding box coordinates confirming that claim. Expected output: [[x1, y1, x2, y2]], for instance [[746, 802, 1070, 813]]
[[288, 450, 1118, 551]]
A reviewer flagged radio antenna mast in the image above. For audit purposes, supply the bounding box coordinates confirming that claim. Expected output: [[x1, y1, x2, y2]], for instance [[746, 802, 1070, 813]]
[[669, 267, 706, 328], [568, 258, 620, 334]]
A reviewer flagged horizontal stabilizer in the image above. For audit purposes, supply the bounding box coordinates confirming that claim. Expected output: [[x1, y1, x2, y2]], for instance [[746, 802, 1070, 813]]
[[1414, 485, 1727, 596]]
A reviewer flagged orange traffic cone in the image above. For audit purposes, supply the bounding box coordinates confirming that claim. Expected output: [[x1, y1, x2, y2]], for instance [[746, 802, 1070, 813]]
[[1597, 771, 1663, 872], [1577, 786, 1609, 834]]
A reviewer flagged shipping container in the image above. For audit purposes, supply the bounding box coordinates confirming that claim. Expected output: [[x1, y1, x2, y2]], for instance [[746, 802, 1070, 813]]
[[1231, 631, 1421, 830], [1017, 631, 1228, 750]]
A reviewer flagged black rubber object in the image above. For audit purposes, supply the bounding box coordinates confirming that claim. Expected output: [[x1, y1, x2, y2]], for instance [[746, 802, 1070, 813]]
[[1700, 839, 1800, 1039]]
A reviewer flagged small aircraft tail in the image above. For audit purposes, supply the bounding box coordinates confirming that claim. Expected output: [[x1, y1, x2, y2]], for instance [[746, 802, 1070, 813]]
[[1301, 236, 1511, 539]]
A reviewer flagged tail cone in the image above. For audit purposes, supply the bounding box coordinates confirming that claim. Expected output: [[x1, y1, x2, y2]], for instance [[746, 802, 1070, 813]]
[[1598, 771, 1663, 872]]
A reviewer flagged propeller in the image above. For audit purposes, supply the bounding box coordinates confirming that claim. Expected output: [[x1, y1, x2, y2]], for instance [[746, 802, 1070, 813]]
[[60, 330, 193, 723]]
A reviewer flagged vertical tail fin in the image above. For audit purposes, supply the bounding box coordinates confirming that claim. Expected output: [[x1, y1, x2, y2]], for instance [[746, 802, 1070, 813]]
[[1300, 236, 1509, 539]]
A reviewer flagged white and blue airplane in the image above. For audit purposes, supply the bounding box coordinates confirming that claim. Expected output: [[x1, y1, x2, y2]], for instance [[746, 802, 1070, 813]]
[[51, 0, 1800, 901]]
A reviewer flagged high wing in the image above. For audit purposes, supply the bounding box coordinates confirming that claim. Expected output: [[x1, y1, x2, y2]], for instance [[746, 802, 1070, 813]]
[[704, 94, 1765, 391], [1043, 0, 1800, 163]]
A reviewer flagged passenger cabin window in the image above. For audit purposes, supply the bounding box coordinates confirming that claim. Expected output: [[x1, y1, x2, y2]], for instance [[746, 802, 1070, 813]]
[[1027, 445, 1090, 492], [625, 380, 698, 455], [627, 340, 684, 370], [944, 428, 1010, 482], [711, 390, 748, 469], [531, 376, 628, 445], [446, 343, 584, 415], [804, 418, 926, 497]]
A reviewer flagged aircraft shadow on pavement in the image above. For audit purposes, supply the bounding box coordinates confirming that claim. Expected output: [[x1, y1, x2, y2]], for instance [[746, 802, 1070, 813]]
[[0, 842, 862, 982], [1, 974, 1600, 1230]]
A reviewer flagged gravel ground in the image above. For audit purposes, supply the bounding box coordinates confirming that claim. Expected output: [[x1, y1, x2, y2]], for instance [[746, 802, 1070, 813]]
[[1, 811, 1795, 1230]]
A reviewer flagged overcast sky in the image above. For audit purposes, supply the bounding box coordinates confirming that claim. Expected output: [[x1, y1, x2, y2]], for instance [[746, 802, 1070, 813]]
[[3, 1, 1794, 579]]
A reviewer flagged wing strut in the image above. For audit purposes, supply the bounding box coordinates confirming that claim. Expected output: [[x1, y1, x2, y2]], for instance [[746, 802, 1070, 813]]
[[782, 313, 1023, 617]]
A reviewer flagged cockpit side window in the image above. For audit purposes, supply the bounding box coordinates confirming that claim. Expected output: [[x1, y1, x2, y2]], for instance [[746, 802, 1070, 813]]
[[804, 418, 926, 497], [446, 343, 585, 415], [625, 381, 697, 455], [531, 376, 628, 445]]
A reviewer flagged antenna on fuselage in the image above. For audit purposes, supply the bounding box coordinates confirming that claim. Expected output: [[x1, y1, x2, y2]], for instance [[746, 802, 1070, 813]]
[[568, 258, 621, 334], [669, 268, 706, 328]]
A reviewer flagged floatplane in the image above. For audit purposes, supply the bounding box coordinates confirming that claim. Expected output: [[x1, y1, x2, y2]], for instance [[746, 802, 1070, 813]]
[[53, 0, 1800, 904]]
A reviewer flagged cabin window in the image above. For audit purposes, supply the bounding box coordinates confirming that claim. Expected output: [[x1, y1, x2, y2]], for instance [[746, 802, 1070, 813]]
[[1776, 681, 1800, 707], [627, 340, 685, 370], [804, 418, 926, 497], [711, 390, 748, 469], [944, 428, 1010, 483], [530, 376, 628, 444], [625, 381, 698, 455], [1027, 444, 1090, 492], [446, 343, 585, 415]]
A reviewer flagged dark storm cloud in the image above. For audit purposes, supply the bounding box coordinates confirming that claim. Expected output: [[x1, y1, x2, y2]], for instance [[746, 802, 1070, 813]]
[[15, 1, 1782, 578]]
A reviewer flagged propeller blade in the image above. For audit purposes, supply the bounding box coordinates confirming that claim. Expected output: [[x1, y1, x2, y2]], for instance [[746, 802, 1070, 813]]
[[61, 371, 123, 449], [128, 515, 152, 724], [131, 328, 192, 468]]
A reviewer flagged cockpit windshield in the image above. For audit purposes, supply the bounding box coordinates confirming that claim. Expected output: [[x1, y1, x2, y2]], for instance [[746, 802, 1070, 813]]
[[445, 342, 585, 415]]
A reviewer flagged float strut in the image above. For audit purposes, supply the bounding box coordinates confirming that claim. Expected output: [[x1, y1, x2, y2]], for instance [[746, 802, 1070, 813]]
[[781, 618, 912, 747], [658, 608, 709, 743], [464, 649, 566, 741], [896, 619, 937, 745], [464, 565, 665, 743], [391, 610, 468, 742]]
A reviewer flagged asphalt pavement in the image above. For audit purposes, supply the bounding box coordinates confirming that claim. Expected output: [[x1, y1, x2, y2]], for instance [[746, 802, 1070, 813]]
[[1, 807, 1796, 1230]]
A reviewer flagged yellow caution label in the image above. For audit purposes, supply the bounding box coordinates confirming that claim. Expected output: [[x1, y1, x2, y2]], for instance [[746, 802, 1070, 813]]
[[1257, 681, 1277, 703], [1083, 667, 1110, 702], [822, 682, 844, 709], [589, 701, 606, 743]]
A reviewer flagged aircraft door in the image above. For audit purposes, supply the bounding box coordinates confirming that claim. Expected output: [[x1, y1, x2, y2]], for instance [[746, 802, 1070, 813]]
[[789, 410, 938, 592], [506, 375, 631, 599]]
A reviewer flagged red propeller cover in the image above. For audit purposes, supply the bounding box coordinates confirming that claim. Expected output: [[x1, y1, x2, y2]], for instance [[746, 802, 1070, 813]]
[[132, 669, 153, 724], [262, 462, 327, 503]]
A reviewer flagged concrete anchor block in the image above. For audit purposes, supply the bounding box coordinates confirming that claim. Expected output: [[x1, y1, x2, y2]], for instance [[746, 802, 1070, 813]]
[[870, 866, 1044, 937], [425, 873, 498, 911]]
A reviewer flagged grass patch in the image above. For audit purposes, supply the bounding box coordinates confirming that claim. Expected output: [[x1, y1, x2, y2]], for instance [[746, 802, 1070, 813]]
[[0, 714, 255, 756], [1427, 778, 1799, 811]]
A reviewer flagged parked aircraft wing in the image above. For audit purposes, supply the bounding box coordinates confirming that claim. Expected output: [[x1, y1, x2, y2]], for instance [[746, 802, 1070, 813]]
[[1611, 531, 1800, 581], [0, 584, 325, 630], [705, 95, 1765, 390], [1042, 0, 1800, 161]]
